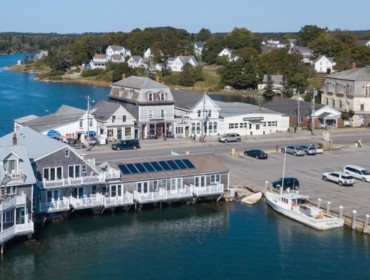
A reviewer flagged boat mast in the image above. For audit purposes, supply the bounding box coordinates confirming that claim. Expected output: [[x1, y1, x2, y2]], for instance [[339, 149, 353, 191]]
[[280, 147, 287, 196]]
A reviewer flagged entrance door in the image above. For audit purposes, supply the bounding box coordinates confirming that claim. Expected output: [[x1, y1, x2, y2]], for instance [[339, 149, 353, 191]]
[[117, 128, 122, 140]]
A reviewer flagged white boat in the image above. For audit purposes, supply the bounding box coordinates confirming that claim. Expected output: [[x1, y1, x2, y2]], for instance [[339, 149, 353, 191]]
[[265, 190, 344, 230], [241, 192, 262, 205]]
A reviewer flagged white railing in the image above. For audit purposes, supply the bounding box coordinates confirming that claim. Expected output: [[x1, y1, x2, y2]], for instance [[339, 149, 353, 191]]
[[0, 194, 27, 211], [104, 192, 134, 207], [133, 186, 193, 203], [38, 197, 70, 213], [39, 174, 104, 189], [69, 193, 104, 209], [192, 183, 224, 197], [0, 219, 33, 243], [103, 171, 121, 180]]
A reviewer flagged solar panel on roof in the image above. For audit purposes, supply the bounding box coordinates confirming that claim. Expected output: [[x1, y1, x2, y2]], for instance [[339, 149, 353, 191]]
[[150, 161, 163, 171], [143, 162, 155, 172], [134, 163, 148, 173], [174, 159, 187, 169], [158, 161, 171, 171], [118, 164, 131, 174], [167, 160, 180, 170], [126, 163, 140, 174], [182, 159, 195, 169]]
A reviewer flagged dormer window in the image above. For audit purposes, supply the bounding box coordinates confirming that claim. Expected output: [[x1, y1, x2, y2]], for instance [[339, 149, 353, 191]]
[[160, 92, 166, 101], [3, 159, 17, 174], [148, 92, 153, 101]]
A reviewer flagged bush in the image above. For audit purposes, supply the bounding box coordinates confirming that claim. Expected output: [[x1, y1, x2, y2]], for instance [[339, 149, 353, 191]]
[[81, 68, 104, 77]]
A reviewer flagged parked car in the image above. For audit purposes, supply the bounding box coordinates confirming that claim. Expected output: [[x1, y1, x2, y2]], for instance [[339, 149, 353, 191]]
[[218, 133, 241, 143], [300, 144, 316, 155], [272, 177, 300, 190], [244, 149, 268, 159], [281, 145, 305, 156], [322, 171, 355, 186], [111, 139, 140, 150], [343, 165, 370, 182]]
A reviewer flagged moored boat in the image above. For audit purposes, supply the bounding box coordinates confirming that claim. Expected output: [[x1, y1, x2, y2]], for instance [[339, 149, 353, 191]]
[[265, 190, 344, 230], [241, 192, 262, 205]]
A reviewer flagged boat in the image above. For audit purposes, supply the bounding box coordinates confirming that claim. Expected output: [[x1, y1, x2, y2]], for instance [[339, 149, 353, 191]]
[[264, 146, 344, 230], [265, 190, 344, 230], [241, 192, 262, 205]]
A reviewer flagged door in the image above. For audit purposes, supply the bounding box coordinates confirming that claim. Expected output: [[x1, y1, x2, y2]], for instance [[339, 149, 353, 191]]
[[16, 208, 25, 224], [117, 128, 122, 140]]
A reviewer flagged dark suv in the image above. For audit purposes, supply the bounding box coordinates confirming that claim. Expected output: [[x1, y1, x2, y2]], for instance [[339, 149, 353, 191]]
[[272, 177, 300, 190], [111, 139, 140, 150]]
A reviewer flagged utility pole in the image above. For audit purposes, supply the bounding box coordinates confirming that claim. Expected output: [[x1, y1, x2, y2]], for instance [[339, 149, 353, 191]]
[[201, 92, 206, 142], [87, 95, 90, 147], [311, 89, 317, 135], [297, 91, 301, 128]]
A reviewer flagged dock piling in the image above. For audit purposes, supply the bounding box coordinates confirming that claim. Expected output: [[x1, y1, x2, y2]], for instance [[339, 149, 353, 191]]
[[364, 214, 369, 233], [326, 201, 331, 214], [352, 210, 357, 229], [317, 198, 322, 208], [339, 206, 343, 219]]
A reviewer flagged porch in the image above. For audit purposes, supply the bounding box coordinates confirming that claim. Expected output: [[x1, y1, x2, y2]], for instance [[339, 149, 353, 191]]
[[192, 183, 224, 197], [69, 193, 104, 210], [133, 186, 193, 204], [103, 192, 134, 208], [0, 215, 33, 244], [38, 174, 105, 189], [1, 194, 27, 211], [38, 197, 70, 213]]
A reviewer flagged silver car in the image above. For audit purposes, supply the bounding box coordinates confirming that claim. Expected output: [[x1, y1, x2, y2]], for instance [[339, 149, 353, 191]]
[[218, 133, 241, 143], [281, 145, 305, 156], [300, 144, 317, 155]]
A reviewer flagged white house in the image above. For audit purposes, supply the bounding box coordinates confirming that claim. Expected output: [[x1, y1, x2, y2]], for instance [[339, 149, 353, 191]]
[[91, 100, 137, 141], [313, 55, 336, 73], [127, 56, 148, 69], [289, 46, 314, 64], [168, 56, 198, 72], [90, 54, 109, 69], [106, 45, 131, 57], [109, 76, 175, 139], [171, 90, 221, 138], [321, 67, 370, 127], [258, 74, 284, 95], [218, 48, 238, 62], [192, 41, 205, 57], [215, 101, 290, 136], [143, 48, 152, 59], [110, 54, 125, 63]]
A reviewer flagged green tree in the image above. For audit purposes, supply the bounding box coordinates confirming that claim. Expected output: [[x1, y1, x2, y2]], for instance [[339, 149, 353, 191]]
[[219, 59, 259, 90], [202, 36, 225, 64], [262, 73, 275, 99], [298, 25, 326, 46], [224, 27, 261, 50], [195, 28, 212, 42]]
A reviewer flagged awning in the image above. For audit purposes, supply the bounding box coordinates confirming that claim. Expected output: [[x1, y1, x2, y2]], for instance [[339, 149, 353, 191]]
[[86, 130, 96, 136], [47, 129, 61, 138]]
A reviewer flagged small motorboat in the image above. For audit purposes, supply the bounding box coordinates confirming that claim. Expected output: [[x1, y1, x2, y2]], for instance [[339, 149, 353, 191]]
[[241, 192, 263, 205]]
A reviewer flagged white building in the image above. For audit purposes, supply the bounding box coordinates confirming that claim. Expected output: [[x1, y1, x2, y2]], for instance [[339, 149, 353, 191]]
[[313, 55, 336, 73], [168, 56, 198, 72]]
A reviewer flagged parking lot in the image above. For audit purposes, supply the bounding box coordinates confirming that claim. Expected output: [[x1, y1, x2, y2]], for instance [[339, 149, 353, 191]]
[[227, 146, 370, 219]]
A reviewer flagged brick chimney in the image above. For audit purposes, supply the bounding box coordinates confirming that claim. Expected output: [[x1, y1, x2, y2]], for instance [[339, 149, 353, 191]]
[[12, 133, 17, 145]]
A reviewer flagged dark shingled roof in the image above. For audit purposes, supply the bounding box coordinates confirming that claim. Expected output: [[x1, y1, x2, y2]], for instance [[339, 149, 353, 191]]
[[263, 97, 324, 117], [326, 67, 370, 81], [171, 89, 205, 110], [92, 100, 121, 121]]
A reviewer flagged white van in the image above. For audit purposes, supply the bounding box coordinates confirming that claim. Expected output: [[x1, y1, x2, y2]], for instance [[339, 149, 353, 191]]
[[343, 165, 370, 182]]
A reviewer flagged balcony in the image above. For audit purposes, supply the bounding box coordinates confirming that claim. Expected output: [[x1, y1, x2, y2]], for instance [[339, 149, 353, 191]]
[[0, 193, 27, 211], [38, 197, 71, 213], [103, 192, 134, 208], [69, 193, 104, 210], [192, 183, 224, 197], [133, 186, 194, 204], [0, 215, 33, 243], [38, 174, 105, 189]]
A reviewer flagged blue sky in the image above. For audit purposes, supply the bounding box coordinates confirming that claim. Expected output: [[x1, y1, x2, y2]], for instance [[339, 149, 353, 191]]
[[1, 0, 370, 34]]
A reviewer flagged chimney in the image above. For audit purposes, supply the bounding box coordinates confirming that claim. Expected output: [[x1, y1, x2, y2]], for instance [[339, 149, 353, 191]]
[[12, 133, 17, 145], [156, 76, 160, 83], [352, 61, 356, 69], [122, 73, 126, 80]]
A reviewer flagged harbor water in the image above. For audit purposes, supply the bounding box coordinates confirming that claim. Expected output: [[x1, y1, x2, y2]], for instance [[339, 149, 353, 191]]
[[1, 54, 370, 279]]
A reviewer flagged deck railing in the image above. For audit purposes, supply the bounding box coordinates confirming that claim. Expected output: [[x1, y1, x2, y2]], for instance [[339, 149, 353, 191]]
[[133, 186, 194, 203], [38, 174, 104, 189], [0, 194, 27, 211], [0, 216, 33, 243], [69, 193, 104, 209], [192, 183, 224, 197], [104, 192, 134, 207], [38, 197, 70, 213]]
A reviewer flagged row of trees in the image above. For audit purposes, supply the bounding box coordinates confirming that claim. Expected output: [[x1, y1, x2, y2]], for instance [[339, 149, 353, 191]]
[[2, 25, 370, 92]]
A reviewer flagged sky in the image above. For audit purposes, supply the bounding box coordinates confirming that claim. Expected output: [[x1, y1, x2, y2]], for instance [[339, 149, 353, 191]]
[[1, 0, 370, 34]]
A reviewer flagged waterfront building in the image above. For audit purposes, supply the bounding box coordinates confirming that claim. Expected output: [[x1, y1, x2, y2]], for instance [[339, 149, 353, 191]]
[[0, 135, 36, 252]]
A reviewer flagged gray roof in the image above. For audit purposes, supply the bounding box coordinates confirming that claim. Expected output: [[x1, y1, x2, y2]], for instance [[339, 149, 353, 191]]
[[171, 89, 205, 110], [15, 114, 39, 123], [92, 100, 120, 121], [121, 102, 139, 119], [214, 100, 277, 117], [0, 127, 67, 160], [113, 76, 169, 90], [326, 67, 370, 81], [0, 145, 36, 185], [263, 97, 324, 117], [262, 74, 283, 84], [108, 45, 124, 51], [313, 55, 335, 64], [18, 105, 85, 132]]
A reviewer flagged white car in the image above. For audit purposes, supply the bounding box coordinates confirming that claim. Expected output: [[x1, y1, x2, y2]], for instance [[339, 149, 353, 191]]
[[322, 171, 355, 186], [343, 165, 370, 182]]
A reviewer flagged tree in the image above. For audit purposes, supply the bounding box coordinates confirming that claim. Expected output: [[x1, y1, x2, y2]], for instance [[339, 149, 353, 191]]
[[202, 36, 225, 64], [219, 59, 259, 90], [224, 28, 261, 51], [195, 28, 212, 42], [262, 74, 275, 99], [298, 25, 326, 46]]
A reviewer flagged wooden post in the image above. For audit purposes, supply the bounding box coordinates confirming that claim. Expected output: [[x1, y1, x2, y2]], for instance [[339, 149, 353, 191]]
[[352, 210, 357, 230], [317, 198, 322, 208], [339, 206, 343, 219], [326, 201, 331, 214], [364, 214, 369, 233]]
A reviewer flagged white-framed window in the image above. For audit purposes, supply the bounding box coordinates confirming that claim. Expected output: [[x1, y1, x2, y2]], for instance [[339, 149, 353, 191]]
[[122, 115, 127, 122], [197, 110, 201, 117], [176, 127, 184, 134], [137, 181, 149, 193], [65, 149, 69, 157], [153, 180, 159, 192], [68, 165, 81, 178], [148, 92, 153, 101], [162, 179, 167, 189], [43, 167, 63, 181], [210, 174, 221, 184], [196, 122, 201, 134], [79, 119, 83, 128], [194, 176, 206, 187], [161, 109, 166, 118], [170, 178, 182, 190], [47, 190, 60, 202], [125, 127, 131, 138], [3, 159, 17, 173], [89, 118, 93, 127], [160, 92, 166, 101], [82, 164, 87, 176]]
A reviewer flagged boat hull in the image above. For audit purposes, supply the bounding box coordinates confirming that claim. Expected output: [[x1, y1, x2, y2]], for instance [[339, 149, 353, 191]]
[[265, 191, 344, 230]]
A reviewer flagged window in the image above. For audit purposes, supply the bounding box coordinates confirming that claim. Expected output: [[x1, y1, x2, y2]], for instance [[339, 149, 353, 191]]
[[361, 104, 365, 111], [82, 165, 87, 176], [43, 167, 62, 181], [122, 115, 126, 122], [111, 185, 117, 197], [137, 181, 149, 193], [197, 110, 201, 117], [65, 149, 69, 157], [79, 119, 83, 128], [68, 165, 81, 178], [170, 178, 182, 190], [194, 176, 206, 187], [125, 127, 131, 138], [176, 127, 183, 134], [148, 92, 153, 101], [162, 179, 167, 189], [160, 92, 165, 101], [161, 110, 166, 118], [153, 181, 158, 192], [208, 110, 212, 117], [112, 115, 116, 123], [196, 122, 201, 134], [148, 110, 153, 119], [3, 159, 17, 173], [92, 185, 97, 195], [210, 174, 221, 184], [89, 118, 93, 127]]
